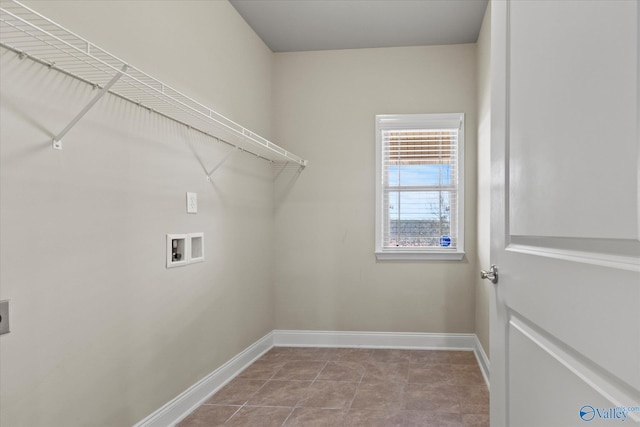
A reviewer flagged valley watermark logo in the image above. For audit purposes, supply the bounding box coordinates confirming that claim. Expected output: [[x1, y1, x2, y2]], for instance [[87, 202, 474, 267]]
[[580, 405, 640, 422]]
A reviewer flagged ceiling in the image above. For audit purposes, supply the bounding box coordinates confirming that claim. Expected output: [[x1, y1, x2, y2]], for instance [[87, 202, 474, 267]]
[[229, 0, 489, 53]]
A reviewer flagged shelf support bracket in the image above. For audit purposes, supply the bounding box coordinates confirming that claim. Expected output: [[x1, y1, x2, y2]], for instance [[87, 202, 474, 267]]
[[205, 146, 238, 182], [52, 64, 129, 150]]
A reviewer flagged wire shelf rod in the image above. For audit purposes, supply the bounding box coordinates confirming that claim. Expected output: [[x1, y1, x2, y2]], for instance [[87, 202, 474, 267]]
[[0, 0, 307, 167], [2, 43, 279, 165], [1, 42, 279, 165]]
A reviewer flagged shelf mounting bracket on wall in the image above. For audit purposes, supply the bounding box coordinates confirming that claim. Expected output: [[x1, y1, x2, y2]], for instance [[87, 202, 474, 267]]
[[204, 146, 239, 182], [52, 64, 128, 150]]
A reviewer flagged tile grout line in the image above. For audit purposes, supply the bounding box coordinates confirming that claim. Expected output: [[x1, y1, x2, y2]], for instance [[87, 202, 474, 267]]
[[225, 353, 287, 424], [281, 357, 329, 426], [223, 405, 244, 425], [404, 352, 411, 411], [344, 353, 368, 416]]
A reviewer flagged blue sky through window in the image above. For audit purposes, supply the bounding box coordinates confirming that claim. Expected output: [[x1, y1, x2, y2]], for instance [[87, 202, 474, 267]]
[[387, 164, 452, 221], [387, 164, 451, 186]]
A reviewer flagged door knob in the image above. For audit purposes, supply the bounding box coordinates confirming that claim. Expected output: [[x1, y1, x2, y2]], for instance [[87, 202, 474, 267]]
[[480, 265, 498, 284]]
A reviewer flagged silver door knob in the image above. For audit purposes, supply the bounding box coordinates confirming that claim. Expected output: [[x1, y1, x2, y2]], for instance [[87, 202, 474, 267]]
[[480, 265, 498, 284]]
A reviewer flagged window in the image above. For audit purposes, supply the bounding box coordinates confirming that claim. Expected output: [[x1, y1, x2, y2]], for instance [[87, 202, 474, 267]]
[[375, 113, 464, 260]]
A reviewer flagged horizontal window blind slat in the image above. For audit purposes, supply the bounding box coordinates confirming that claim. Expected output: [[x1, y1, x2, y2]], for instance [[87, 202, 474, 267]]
[[384, 186, 457, 191], [383, 151, 457, 156]]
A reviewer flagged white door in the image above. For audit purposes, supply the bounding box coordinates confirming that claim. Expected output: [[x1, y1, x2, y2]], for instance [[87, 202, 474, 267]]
[[489, 1, 640, 426]]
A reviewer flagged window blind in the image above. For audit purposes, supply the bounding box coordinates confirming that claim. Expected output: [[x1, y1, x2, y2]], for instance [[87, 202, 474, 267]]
[[381, 128, 459, 249]]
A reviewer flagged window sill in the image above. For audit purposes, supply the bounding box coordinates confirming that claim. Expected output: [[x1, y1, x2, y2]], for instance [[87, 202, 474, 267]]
[[375, 251, 465, 261]]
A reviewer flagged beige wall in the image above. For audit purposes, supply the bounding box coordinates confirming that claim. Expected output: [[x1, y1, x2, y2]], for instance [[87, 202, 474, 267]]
[[0, 1, 275, 426], [476, 5, 492, 357], [272, 45, 478, 333]]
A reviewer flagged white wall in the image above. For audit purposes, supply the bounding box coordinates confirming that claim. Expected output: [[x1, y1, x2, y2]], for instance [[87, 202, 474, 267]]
[[475, 4, 492, 357], [0, 1, 276, 426], [272, 45, 478, 333]]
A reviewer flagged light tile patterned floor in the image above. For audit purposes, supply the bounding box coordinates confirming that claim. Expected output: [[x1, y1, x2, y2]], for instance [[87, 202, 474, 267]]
[[178, 347, 489, 427]]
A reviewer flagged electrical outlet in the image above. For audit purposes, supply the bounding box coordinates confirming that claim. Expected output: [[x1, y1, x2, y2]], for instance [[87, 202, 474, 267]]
[[0, 300, 10, 335], [186, 192, 197, 214]]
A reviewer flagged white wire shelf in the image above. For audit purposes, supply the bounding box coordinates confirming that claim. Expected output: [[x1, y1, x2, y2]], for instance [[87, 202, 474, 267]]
[[0, 0, 307, 167]]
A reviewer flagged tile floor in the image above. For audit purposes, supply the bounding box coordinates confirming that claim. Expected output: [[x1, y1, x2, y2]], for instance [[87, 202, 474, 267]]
[[178, 347, 489, 427]]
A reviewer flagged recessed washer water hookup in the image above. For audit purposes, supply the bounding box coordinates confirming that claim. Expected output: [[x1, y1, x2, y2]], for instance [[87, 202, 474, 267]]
[[166, 234, 205, 268], [166, 234, 188, 268]]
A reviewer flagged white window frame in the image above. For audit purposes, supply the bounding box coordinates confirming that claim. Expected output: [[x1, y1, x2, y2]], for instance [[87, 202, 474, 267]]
[[375, 113, 465, 261]]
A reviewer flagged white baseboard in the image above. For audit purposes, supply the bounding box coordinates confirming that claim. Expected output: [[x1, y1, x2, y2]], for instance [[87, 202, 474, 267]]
[[473, 334, 491, 388], [132, 332, 273, 427], [273, 329, 477, 350], [134, 330, 490, 427]]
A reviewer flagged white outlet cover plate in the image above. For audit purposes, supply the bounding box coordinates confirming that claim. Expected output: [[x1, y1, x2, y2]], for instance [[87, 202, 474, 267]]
[[186, 192, 197, 214]]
